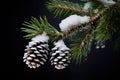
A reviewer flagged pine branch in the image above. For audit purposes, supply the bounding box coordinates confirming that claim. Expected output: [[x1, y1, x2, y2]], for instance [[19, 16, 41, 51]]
[[46, 0, 90, 17], [79, 26, 93, 49], [95, 3, 120, 44], [90, 0, 104, 9], [117, 0, 120, 2], [71, 25, 94, 64], [21, 16, 60, 39], [53, 10, 105, 41]]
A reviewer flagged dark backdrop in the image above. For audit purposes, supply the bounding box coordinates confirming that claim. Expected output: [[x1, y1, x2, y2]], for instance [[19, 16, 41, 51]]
[[6, 0, 120, 80]]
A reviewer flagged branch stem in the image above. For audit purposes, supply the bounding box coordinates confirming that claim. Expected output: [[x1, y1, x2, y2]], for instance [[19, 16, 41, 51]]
[[79, 25, 93, 49], [54, 10, 105, 41], [55, 5, 90, 15]]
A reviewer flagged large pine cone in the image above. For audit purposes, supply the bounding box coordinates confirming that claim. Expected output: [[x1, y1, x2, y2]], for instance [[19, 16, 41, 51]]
[[23, 41, 49, 68]]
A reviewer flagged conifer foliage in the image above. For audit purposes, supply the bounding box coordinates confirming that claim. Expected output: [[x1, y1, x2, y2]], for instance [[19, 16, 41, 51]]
[[21, 0, 120, 69]]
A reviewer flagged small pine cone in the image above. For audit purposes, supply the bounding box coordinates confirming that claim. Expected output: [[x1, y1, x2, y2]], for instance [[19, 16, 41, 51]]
[[23, 32, 49, 68], [50, 40, 71, 69]]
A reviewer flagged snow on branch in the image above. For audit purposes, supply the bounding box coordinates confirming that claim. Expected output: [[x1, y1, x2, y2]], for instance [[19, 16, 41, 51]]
[[59, 14, 90, 32], [83, 2, 91, 11], [100, 0, 116, 7], [54, 10, 105, 41]]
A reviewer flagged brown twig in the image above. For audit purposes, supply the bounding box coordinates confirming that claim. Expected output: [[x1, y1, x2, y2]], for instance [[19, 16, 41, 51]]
[[55, 5, 90, 15], [79, 25, 94, 49], [53, 9, 105, 42], [118, 0, 120, 2]]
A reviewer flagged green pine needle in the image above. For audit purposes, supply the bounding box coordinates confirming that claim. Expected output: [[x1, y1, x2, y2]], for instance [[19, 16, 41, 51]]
[[70, 26, 94, 64], [95, 3, 120, 44], [21, 16, 59, 39], [46, 0, 89, 17], [21, 0, 120, 65], [90, 0, 104, 10]]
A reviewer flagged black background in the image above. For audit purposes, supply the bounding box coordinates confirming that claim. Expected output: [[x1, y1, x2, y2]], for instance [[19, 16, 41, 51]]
[[5, 0, 120, 80]]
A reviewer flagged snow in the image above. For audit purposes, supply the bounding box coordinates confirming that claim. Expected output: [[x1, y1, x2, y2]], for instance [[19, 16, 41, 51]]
[[31, 47, 37, 50], [40, 61, 44, 65], [27, 57, 32, 60], [23, 59, 26, 62], [34, 59, 40, 62], [36, 64, 40, 67], [54, 40, 69, 50], [93, 9, 99, 13], [37, 46, 42, 49], [99, 0, 116, 6], [30, 54, 36, 57], [29, 41, 36, 47], [43, 54, 48, 59], [95, 45, 100, 49], [41, 58, 46, 62], [55, 64, 65, 69], [32, 32, 49, 42], [83, 2, 91, 10], [31, 62, 35, 65], [37, 54, 42, 57], [79, 16, 90, 23], [62, 59, 66, 61], [54, 59, 59, 61], [59, 61, 63, 64], [28, 32, 49, 47], [101, 45, 105, 48], [57, 56, 62, 59], [26, 61, 30, 64], [34, 51, 39, 53], [60, 53, 65, 56], [59, 14, 90, 31]]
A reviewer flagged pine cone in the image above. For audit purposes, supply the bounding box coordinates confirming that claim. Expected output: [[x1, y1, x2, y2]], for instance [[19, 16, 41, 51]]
[[50, 40, 71, 69], [23, 32, 49, 68]]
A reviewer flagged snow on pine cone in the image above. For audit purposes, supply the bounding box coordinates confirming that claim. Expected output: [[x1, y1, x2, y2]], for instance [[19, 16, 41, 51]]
[[50, 40, 71, 69], [23, 32, 49, 68]]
